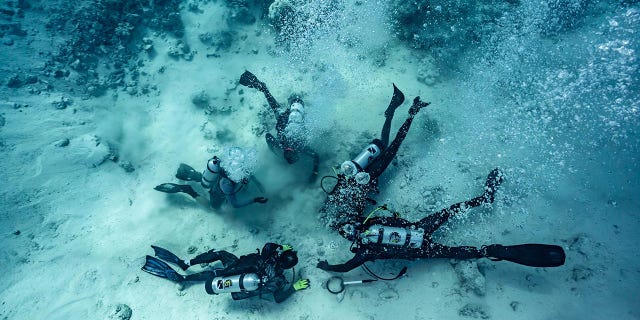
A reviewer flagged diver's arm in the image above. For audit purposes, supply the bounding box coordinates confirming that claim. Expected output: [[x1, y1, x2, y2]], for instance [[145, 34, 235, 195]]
[[226, 193, 260, 208], [216, 264, 259, 277], [302, 146, 320, 182], [317, 253, 370, 273], [219, 178, 261, 208], [273, 284, 297, 303]]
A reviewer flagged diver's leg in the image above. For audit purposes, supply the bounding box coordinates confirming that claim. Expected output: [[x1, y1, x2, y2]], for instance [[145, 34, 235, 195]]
[[483, 168, 504, 203], [184, 270, 217, 282], [266, 133, 282, 153], [176, 163, 202, 181], [302, 146, 320, 183], [240, 71, 282, 115], [189, 249, 239, 267], [416, 195, 487, 235], [426, 243, 484, 259], [417, 168, 504, 234], [380, 84, 405, 147], [367, 99, 426, 180]]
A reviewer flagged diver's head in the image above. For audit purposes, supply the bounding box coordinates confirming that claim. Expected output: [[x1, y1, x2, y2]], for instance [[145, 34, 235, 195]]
[[288, 95, 304, 107], [278, 250, 298, 269], [284, 147, 299, 164], [338, 223, 358, 241]]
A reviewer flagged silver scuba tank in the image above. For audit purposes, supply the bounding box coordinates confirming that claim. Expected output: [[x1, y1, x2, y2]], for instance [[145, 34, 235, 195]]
[[288, 101, 305, 124], [341, 143, 381, 176], [360, 225, 424, 248], [201, 156, 221, 189], [210, 273, 261, 294]]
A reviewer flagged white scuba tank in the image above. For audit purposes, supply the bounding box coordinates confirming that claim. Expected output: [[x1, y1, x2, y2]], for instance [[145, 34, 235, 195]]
[[341, 143, 381, 177], [201, 156, 221, 189], [360, 225, 424, 248], [288, 101, 305, 124], [210, 273, 261, 294]]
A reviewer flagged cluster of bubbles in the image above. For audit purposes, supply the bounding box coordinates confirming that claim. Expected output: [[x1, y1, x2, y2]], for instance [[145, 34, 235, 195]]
[[219, 146, 258, 183], [455, 2, 638, 183]]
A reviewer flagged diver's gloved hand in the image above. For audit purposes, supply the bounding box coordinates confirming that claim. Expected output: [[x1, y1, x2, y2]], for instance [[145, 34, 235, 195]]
[[254, 197, 268, 204], [281, 244, 293, 252], [316, 260, 330, 270], [293, 279, 310, 291]]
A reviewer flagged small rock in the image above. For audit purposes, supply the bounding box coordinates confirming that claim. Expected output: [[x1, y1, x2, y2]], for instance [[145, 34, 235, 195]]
[[510, 301, 520, 311], [108, 303, 132, 320], [571, 265, 594, 282], [119, 161, 135, 173], [191, 90, 210, 108], [459, 303, 490, 319], [54, 70, 68, 78], [51, 96, 72, 109], [55, 138, 70, 147], [7, 74, 22, 88], [13, 230, 21, 235], [453, 260, 486, 296], [24, 75, 38, 84], [378, 287, 399, 300]]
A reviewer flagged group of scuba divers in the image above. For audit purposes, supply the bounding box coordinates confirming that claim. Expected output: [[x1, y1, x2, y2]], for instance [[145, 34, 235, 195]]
[[143, 71, 566, 303]]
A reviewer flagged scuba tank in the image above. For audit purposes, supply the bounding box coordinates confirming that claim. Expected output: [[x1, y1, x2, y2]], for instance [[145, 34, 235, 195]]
[[209, 273, 262, 294], [201, 156, 221, 189], [288, 101, 305, 125], [360, 225, 424, 248], [341, 142, 382, 177]]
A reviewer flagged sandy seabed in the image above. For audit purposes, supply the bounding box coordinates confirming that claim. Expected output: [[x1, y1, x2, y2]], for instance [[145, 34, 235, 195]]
[[1, 1, 639, 319]]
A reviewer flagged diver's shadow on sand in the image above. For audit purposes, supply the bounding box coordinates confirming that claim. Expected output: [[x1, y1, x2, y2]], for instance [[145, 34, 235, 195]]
[[481, 262, 562, 294], [164, 193, 204, 209]]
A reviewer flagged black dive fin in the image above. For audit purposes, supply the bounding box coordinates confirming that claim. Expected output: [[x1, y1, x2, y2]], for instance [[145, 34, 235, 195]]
[[151, 245, 189, 271], [485, 244, 566, 267], [141, 256, 185, 282], [176, 163, 202, 181], [154, 183, 182, 193], [154, 183, 199, 198], [239, 71, 265, 91], [384, 84, 405, 117]]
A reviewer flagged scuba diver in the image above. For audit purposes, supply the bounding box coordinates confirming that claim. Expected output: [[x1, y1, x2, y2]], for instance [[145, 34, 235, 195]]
[[141, 242, 310, 303], [154, 147, 268, 209], [316, 168, 566, 272], [320, 84, 429, 230], [239, 70, 320, 183]]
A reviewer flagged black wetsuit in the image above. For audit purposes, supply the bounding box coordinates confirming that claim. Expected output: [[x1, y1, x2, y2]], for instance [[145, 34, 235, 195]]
[[240, 71, 319, 181], [320, 87, 427, 229], [185, 243, 297, 302], [318, 169, 502, 272]]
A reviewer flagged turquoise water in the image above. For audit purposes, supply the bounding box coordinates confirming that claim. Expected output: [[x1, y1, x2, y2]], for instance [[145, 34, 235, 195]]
[[0, 1, 638, 319]]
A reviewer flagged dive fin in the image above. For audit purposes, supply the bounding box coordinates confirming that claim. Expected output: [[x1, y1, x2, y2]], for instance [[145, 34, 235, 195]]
[[154, 183, 199, 198], [141, 256, 185, 282], [151, 245, 190, 270], [384, 84, 405, 117], [239, 71, 265, 91], [154, 183, 182, 193], [176, 163, 202, 181], [484, 244, 566, 267]]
